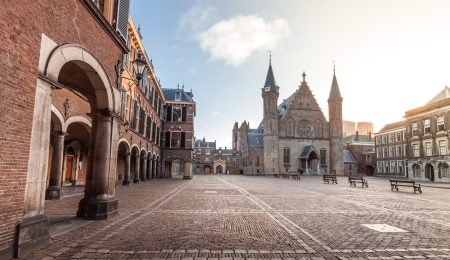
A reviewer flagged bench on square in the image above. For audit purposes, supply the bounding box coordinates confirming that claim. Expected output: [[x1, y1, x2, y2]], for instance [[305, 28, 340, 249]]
[[323, 174, 337, 184], [348, 176, 368, 188], [281, 173, 290, 179], [390, 179, 422, 193], [273, 174, 280, 178], [291, 173, 301, 181]]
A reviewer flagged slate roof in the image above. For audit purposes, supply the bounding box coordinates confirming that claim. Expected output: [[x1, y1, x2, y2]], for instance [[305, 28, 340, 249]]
[[343, 149, 357, 164], [300, 145, 315, 159], [378, 121, 405, 133], [277, 93, 296, 118], [427, 86, 450, 104], [248, 133, 264, 148], [162, 87, 194, 102], [264, 62, 278, 92], [194, 139, 216, 148], [329, 71, 342, 99]]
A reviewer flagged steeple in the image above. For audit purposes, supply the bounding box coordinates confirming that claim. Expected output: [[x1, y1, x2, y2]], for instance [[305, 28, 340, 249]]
[[328, 65, 342, 100], [263, 55, 278, 92]]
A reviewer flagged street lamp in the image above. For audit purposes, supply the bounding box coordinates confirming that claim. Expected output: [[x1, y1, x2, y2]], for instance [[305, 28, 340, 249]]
[[133, 52, 147, 81]]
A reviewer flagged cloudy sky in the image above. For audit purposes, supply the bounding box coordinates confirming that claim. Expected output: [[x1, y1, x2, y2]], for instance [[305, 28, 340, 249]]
[[131, 0, 450, 147]]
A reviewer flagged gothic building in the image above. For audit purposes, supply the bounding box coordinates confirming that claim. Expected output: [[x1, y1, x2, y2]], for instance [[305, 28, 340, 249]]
[[234, 60, 344, 175]]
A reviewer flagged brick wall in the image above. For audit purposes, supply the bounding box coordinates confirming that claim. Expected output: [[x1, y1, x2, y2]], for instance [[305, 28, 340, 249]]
[[0, 0, 124, 254]]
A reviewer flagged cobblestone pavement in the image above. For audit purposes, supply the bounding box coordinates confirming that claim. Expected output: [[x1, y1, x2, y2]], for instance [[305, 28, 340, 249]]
[[25, 175, 450, 259]]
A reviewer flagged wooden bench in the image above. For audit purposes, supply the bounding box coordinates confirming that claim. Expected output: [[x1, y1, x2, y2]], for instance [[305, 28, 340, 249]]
[[390, 179, 422, 193], [281, 174, 290, 179], [323, 175, 337, 184], [348, 176, 368, 188], [291, 173, 301, 180]]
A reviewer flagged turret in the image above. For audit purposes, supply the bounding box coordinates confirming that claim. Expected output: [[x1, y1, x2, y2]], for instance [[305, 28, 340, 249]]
[[328, 66, 344, 175]]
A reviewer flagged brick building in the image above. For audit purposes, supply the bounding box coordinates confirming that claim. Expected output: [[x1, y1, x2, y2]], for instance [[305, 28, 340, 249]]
[[405, 86, 450, 182], [374, 121, 407, 177], [343, 133, 376, 176], [161, 86, 196, 179], [234, 61, 344, 175]]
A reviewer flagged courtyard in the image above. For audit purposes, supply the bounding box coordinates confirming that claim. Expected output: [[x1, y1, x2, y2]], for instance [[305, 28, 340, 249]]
[[26, 175, 450, 260]]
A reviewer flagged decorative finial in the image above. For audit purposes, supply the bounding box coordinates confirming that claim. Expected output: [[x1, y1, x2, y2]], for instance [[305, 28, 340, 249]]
[[177, 83, 179, 89], [302, 71, 306, 83], [269, 50, 272, 64]]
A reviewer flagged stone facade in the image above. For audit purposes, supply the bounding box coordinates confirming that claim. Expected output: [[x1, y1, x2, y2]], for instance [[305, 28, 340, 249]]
[[405, 86, 450, 182], [343, 133, 376, 176], [193, 139, 240, 174], [234, 62, 344, 175]]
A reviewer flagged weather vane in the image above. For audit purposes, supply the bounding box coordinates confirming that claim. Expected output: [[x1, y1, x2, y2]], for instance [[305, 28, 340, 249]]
[[269, 50, 271, 63]]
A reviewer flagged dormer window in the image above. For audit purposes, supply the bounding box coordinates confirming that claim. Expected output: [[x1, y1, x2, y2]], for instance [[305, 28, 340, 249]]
[[175, 90, 181, 101], [265, 86, 270, 92]]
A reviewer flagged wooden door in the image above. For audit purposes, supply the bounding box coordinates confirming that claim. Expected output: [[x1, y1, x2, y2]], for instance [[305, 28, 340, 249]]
[[65, 156, 74, 182]]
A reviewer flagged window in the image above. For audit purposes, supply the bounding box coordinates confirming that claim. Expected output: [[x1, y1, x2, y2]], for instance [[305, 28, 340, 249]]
[[283, 147, 290, 164], [439, 140, 447, 155], [396, 145, 402, 157], [135, 104, 140, 131], [91, 0, 104, 12], [320, 149, 326, 165], [389, 146, 394, 158], [424, 119, 431, 134], [384, 161, 389, 173], [375, 136, 381, 145], [172, 106, 182, 122], [388, 134, 393, 143], [376, 148, 382, 158], [441, 163, 449, 178], [382, 135, 387, 144], [413, 144, 420, 157], [233, 158, 237, 164], [120, 87, 127, 119], [412, 122, 419, 136], [383, 147, 388, 158], [437, 116, 445, 131], [171, 132, 181, 148], [395, 132, 401, 142], [403, 144, 407, 156], [139, 109, 145, 135], [256, 156, 260, 167], [425, 142, 432, 156], [402, 131, 406, 141], [366, 154, 371, 163], [377, 162, 383, 174], [390, 160, 396, 173]]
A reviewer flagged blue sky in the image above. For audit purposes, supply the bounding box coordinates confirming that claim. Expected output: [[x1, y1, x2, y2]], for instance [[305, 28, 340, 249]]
[[131, 0, 450, 147]]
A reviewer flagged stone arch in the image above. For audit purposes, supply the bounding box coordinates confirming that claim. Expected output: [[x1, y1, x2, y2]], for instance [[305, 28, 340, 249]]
[[118, 138, 131, 153], [45, 44, 116, 112], [64, 115, 92, 133], [51, 105, 64, 132]]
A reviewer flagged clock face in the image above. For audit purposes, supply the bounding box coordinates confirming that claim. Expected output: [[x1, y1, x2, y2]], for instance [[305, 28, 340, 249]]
[[298, 120, 312, 137]]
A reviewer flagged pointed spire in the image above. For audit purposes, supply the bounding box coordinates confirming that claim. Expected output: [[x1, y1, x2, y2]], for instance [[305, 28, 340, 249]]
[[263, 54, 278, 92], [302, 71, 306, 83], [329, 64, 342, 99]]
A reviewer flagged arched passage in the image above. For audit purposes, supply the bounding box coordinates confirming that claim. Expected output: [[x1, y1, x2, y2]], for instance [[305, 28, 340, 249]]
[[130, 146, 140, 183], [117, 140, 131, 185], [140, 149, 147, 182]]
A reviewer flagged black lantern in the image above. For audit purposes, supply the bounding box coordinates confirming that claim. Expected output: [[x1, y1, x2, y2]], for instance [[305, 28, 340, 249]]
[[133, 52, 147, 81]]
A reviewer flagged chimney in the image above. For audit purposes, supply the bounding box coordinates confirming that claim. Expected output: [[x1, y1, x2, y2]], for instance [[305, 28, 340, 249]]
[[355, 131, 359, 141], [368, 131, 372, 141]]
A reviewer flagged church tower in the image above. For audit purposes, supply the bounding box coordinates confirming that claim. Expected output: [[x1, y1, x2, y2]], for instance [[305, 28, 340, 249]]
[[328, 67, 344, 175], [262, 58, 280, 174]]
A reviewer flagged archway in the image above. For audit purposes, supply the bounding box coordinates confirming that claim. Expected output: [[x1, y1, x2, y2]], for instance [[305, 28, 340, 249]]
[[151, 154, 156, 179], [412, 164, 421, 178], [216, 165, 223, 174], [146, 152, 152, 180], [438, 163, 449, 180], [140, 149, 147, 182], [117, 140, 130, 185], [64, 121, 91, 186], [425, 164, 435, 181], [365, 165, 374, 176]]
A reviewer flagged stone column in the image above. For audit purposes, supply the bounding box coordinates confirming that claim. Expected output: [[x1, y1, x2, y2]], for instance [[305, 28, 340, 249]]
[[152, 159, 156, 179], [77, 111, 118, 220], [141, 155, 147, 182], [146, 156, 152, 180], [122, 152, 131, 185], [133, 154, 140, 183], [45, 132, 65, 199]]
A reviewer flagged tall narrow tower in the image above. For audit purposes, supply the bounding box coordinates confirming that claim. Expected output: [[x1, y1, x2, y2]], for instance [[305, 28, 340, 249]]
[[262, 58, 280, 174], [328, 67, 344, 175]]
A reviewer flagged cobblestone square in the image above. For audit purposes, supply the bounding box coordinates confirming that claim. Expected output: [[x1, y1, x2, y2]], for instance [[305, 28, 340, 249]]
[[26, 175, 450, 259]]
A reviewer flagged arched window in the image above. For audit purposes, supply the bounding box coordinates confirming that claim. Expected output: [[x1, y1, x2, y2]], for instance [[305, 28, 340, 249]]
[[439, 163, 449, 178], [315, 120, 323, 138]]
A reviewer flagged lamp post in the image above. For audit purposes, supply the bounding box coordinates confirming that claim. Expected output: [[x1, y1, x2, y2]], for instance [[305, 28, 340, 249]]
[[133, 52, 147, 81]]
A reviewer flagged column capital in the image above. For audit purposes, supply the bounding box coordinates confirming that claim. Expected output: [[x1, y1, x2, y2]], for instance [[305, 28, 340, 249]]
[[51, 131, 66, 137]]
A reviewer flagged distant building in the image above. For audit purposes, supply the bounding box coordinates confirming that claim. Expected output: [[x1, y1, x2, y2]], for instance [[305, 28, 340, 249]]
[[234, 59, 344, 175], [161, 86, 196, 179], [343, 132, 376, 175], [374, 121, 407, 177], [193, 139, 240, 174], [343, 120, 374, 137], [405, 86, 450, 182]]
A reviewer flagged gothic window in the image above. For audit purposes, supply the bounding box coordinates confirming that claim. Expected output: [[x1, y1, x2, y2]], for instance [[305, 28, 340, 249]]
[[320, 149, 326, 165], [315, 120, 323, 138], [283, 147, 290, 164]]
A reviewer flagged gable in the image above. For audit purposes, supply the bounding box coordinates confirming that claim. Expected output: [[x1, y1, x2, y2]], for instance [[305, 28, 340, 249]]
[[284, 82, 326, 120]]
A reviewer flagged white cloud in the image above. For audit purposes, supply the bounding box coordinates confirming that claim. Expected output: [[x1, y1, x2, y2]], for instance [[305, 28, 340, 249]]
[[199, 15, 290, 66]]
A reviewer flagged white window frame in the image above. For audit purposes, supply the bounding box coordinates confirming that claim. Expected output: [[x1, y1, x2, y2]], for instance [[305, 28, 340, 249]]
[[425, 142, 432, 156], [439, 140, 447, 156], [437, 116, 445, 131]]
